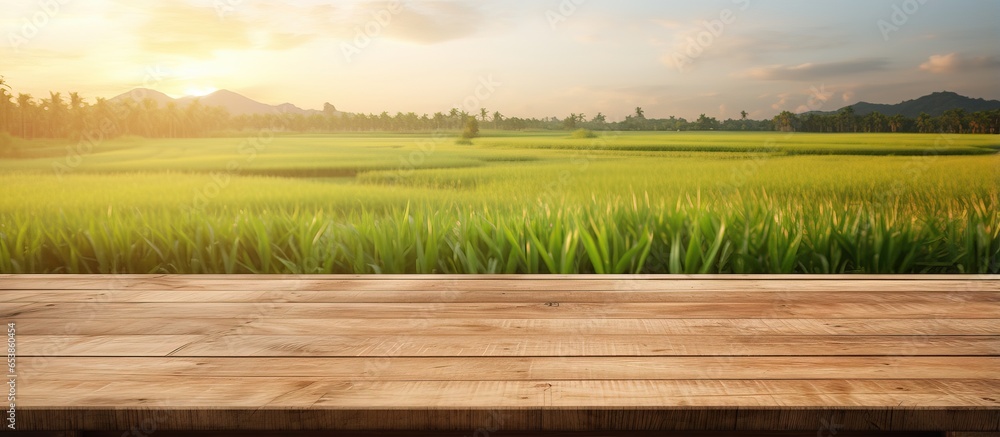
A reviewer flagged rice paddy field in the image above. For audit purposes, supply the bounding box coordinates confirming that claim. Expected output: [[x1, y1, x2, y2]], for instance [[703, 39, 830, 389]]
[[0, 132, 997, 274]]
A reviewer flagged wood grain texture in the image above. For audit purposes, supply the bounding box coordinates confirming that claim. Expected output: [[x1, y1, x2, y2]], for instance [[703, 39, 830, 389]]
[[16, 379, 1000, 408], [13, 317, 1000, 336], [62, 334, 993, 357], [1, 275, 997, 432], [20, 356, 1000, 380], [4, 289, 998, 303], [6, 301, 999, 319]]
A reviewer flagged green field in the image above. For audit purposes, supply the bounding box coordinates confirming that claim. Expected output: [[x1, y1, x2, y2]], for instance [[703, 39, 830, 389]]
[[1, 132, 997, 274]]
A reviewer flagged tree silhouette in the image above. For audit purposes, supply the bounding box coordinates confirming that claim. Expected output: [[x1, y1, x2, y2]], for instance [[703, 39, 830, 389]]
[[16, 93, 33, 138], [492, 111, 503, 129], [915, 112, 932, 133], [0, 81, 996, 141], [0, 77, 12, 134], [462, 116, 479, 139]]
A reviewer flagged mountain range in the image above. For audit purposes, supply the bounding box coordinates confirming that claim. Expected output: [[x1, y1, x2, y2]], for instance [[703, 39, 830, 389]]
[[111, 88, 999, 120], [110, 88, 329, 117], [807, 91, 1000, 118]]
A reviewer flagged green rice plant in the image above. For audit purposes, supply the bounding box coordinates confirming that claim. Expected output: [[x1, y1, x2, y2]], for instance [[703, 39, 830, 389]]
[[0, 133, 997, 274]]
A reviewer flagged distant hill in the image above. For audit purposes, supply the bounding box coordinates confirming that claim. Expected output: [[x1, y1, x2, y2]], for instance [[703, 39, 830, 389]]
[[110, 88, 331, 116], [109, 88, 176, 108], [807, 91, 1000, 118]]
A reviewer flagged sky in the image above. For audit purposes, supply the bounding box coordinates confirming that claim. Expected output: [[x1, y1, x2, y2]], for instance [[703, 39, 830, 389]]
[[2, 0, 998, 120]]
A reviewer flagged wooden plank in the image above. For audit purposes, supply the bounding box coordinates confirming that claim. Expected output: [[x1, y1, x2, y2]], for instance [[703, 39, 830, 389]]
[[13, 317, 1000, 336], [22, 357, 1000, 380], [6, 301, 999, 319], [318, 379, 1000, 408], [174, 334, 1000, 357], [4, 289, 998, 303], [11, 318, 247, 335], [18, 334, 993, 357], [3, 275, 997, 433], [1, 276, 997, 291], [16, 379, 1000, 408], [16, 335, 202, 356]]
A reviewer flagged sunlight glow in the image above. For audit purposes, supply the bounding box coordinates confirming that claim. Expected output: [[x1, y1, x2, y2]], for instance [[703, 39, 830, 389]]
[[183, 87, 218, 97]]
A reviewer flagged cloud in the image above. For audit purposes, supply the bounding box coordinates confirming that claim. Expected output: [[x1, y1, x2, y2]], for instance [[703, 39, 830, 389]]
[[382, 2, 486, 44], [139, 3, 316, 58], [770, 93, 790, 110], [715, 29, 845, 60], [139, 4, 254, 56], [738, 58, 889, 81], [765, 85, 842, 114], [919, 53, 1000, 74], [656, 25, 848, 71]]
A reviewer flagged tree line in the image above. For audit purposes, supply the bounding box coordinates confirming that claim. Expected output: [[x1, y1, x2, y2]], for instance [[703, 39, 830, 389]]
[[0, 81, 229, 140], [1, 78, 997, 142], [772, 107, 1000, 134]]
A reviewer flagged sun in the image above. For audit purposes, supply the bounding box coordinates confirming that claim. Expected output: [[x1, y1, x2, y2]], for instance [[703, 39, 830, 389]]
[[183, 86, 218, 97]]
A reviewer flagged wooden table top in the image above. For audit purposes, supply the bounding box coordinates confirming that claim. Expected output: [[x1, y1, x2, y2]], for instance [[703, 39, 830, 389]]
[[2, 275, 998, 433]]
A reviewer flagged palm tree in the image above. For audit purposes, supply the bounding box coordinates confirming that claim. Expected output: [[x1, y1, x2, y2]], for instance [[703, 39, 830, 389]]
[[887, 114, 904, 133], [164, 102, 180, 137], [92, 98, 119, 137], [740, 110, 748, 120], [988, 110, 1000, 134], [68, 92, 84, 111], [182, 99, 204, 136], [942, 109, 966, 133], [563, 113, 578, 130], [138, 98, 161, 136], [915, 112, 932, 133], [838, 106, 856, 133], [46, 91, 67, 137], [206, 106, 230, 133], [492, 111, 503, 129], [634, 107, 645, 119], [68, 92, 86, 137], [0, 76, 12, 134], [479, 108, 489, 124], [17, 93, 34, 138], [971, 111, 990, 134], [863, 112, 887, 133], [448, 108, 461, 129], [773, 111, 797, 132]]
